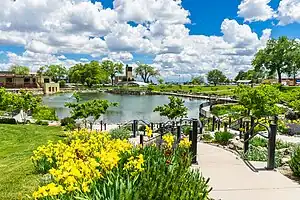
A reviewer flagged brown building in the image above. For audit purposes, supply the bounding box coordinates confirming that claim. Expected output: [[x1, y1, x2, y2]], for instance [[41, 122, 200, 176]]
[[0, 71, 52, 88], [281, 78, 300, 86], [114, 65, 134, 84]]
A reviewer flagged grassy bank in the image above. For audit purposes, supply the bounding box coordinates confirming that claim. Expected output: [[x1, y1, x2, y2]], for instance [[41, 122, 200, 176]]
[[0, 124, 64, 200]]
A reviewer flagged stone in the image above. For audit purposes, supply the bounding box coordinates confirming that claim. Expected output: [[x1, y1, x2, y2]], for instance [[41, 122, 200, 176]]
[[229, 138, 243, 150], [281, 157, 291, 165]]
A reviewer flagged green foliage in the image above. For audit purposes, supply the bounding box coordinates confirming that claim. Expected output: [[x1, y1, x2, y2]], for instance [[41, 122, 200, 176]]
[[157, 77, 164, 85], [10, 65, 29, 75], [211, 104, 247, 117], [289, 146, 300, 177], [135, 63, 159, 83], [109, 127, 131, 140], [32, 105, 58, 121], [69, 61, 108, 87], [153, 96, 188, 121], [101, 60, 123, 85], [44, 65, 67, 82], [207, 69, 227, 86], [85, 146, 210, 200], [252, 36, 297, 83], [147, 84, 155, 91], [65, 94, 118, 128], [235, 85, 280, 118], [191, 76, 205, 85], [60, 117, 76, 131], [214, 131, 234, 145], [0, 118, 17, 124], [59, 80, 66, 88], [249, 137, 268, 148], [234, 69, 264, 83], [35, 120, 49, 126], [202, 133, 214, 142]]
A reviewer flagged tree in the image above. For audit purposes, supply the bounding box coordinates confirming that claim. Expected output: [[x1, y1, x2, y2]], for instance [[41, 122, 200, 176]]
[[286, 40, 300, 85], [10, 65, 29, 75], [135, 64, 159, 83], [157, 77, 164, 85], [191, 76, 205, 85], [65, 94, 118, 129], [235, 85, 280, 118], [101, 60, 123, 86], [153, 96, 188, 122], [234, 71, 247, 82], [69, 61, 108, 87], [252, 36, 294, 83], [44, 65, 67, 82], [207, 69, 227, 86]]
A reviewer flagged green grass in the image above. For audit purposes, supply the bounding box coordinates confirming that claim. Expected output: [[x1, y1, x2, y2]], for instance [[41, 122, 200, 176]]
[[0, 124, 64, 200], [101, 84, 236, 96]]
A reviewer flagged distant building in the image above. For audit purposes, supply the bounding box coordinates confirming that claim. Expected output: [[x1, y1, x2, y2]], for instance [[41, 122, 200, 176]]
[[281, 78, 300, 86], [236, 80, 252, 85], [0, 71, 59, 94], [114, 65, 134, 84]]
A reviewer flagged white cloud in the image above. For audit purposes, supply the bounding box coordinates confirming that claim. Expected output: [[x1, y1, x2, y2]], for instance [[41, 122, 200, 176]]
[[277, 0, 300, 25], [108, 52, 133, 61], [238, 0, 274, 22], [113, 0, 190, 24]]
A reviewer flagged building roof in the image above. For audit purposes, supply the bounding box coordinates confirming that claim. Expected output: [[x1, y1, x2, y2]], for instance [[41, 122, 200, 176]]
[[236, 80, 252, 83]]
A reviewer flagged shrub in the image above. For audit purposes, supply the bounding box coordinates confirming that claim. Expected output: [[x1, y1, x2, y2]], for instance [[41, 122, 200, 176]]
[[289, 146, 300, 177], [35, 120, 49, 126], [110, 127, 132, 140], [214, 131, 234, 145], [249, 137, 268, 148], [202, 133, 214, 142], [32, 106, 58, 121], [138, 124, 146, 131], [60, 117, 76, 131], [182, 125, 191, 135], [0, 117, 17, 124]]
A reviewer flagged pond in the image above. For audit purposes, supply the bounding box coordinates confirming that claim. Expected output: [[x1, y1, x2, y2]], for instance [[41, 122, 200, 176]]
[[42, 92, 205, 124]]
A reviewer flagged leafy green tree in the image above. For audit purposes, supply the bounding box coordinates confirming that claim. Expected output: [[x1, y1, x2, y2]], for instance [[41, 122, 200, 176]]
[[69, 61, 108, 87], [207, 69, 227, 86], [157, 77, 164, 85], [234, 71, 247, 82], [44, 65, 67, 82], [235, 85, 280, 118], [10, 65, 30, 75], [153, 96, 188, 122], [286, 40, 300, 85], [101, 60, 123, 86], [135, 64, 159, 83], [191, 76, 205, 85], [65, 94, 118, 129], [252, 36, 294, 83]]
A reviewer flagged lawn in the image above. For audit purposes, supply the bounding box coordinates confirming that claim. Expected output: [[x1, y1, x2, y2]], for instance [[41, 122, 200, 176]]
[[0, 124, 64, 200]]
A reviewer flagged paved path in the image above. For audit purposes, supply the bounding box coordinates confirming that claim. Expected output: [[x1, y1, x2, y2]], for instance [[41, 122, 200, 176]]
[[195, 143, 300, 200]]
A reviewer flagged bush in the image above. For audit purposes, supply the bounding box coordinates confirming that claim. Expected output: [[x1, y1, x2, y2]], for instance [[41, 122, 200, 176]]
[[138, 124, 146, 131], [0, 117, 17, 124], [35, 120, 49, 126], [289, 146, 300, 177], [32, 106, 58, 121], [250, 137, 268, 148], [60, 117, 76, 131], [202, 133, 214, 142], [110, 127, 131, 140], [214, 131, 234, 145]]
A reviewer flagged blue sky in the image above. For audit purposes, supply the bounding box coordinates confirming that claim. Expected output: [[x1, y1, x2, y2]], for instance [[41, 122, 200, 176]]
[[0, 0, 299, 81]]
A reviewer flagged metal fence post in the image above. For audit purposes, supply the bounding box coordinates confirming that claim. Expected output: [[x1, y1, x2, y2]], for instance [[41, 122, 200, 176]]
[[212, 116, 215, 132], [150, 122, 154, 130], [100, 120, 103, 131], [217, 120, 221, 131], [133, 120, 138, 137], [229, 117, 232, 126], [267, 123, 277, 170], [224, 122, 228, 132], [244, 122, 250, 154], [140, 134, 144, 146], [239, 118, 243, 139], [192, 119, 198, 164], [250, 117, 255, 137], [177, 125, 181, 143]]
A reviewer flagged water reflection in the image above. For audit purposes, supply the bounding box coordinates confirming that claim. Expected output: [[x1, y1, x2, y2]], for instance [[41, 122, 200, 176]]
[[42, 93, 205, 124]]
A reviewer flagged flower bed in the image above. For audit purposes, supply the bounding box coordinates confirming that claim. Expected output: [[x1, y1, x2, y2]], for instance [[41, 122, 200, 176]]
[[31, 129, 211, 200]]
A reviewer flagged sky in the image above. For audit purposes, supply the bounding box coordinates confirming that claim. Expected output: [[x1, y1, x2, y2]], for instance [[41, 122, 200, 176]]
[[0, 0, 300, 82]]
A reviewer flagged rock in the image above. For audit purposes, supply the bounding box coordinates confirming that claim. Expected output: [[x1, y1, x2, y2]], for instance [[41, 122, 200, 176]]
[[228, 144, 235, 150], [281, 157, 290, 165], [229, 138, 243, 150]]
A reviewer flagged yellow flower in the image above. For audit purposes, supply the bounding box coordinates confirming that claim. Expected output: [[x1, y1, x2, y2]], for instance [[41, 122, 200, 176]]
[[179, 137, 192, 149], [162, 133, 175, 149], [145, 125, 153, 137]]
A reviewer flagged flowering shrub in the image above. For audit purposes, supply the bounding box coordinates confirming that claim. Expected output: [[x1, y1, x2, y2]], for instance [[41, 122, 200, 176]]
[[31, 129, 210, 200], [145, 125, 153, 137]]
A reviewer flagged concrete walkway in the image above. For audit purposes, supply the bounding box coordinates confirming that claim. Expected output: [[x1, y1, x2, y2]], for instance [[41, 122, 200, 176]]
[[195, 143, 300, 200]]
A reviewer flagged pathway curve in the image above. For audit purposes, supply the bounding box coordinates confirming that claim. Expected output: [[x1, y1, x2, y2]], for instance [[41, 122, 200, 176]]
[[195, 143, 300, 200]]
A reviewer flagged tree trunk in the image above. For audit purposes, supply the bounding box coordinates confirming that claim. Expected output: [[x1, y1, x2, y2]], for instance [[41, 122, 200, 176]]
[[277, 69, 282, 83], [293, 66, 296, 86], [111, 76, 114, 86]]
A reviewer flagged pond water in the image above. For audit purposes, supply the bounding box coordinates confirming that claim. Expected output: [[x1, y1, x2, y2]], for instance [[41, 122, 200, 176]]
[[42, 92, 205, 124]]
